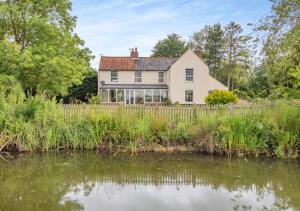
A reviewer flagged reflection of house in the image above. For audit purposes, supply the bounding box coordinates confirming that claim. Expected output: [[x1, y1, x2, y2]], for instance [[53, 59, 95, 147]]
[[98, 48, 227, 104]]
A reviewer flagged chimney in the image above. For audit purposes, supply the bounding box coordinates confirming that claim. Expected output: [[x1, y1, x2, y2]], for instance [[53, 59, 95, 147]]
[[130, 47, 139, 58]]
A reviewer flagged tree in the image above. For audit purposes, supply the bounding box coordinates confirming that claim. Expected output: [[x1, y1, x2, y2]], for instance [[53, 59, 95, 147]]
[[152, 33, 187, 57], [63, 72, 98, 103], [188, 24, 225, 79], [0, 0, 94, 96], [257, 0, 300, 98], [234, 65, 270, 99], [188, 26, 208, 56], [223, 22, 251, 90], [203, 24, 225, 79]]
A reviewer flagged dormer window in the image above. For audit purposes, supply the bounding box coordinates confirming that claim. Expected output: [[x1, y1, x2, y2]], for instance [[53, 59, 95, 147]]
[[185, 69, 194, 81], [111, 71, 118, 82], [135, 71, 142, 82]]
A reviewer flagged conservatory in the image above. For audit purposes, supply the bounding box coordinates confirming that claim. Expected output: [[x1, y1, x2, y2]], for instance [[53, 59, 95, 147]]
[[99, 88, 168, 104]]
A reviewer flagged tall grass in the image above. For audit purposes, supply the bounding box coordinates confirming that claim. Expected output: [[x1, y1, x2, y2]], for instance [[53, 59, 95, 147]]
[[0, 86, 299, 158]]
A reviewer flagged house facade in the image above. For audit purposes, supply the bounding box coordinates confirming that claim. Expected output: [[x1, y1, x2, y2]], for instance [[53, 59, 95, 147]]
[[98, 48, 227, 104]]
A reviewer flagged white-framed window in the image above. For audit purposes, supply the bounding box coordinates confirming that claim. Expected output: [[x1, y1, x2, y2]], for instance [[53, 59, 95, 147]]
[[185, 69, 194, 81], [111, 71, 118, 82], [135, 71, 142, 82], [153, 89, 160, 102], [145, 89, 153, 103], [185, 90, 193, 102], [158, 71, 164, 83]]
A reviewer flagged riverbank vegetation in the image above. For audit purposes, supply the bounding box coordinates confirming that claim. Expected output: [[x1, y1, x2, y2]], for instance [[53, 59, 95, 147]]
[[1, 82, 299, 158]]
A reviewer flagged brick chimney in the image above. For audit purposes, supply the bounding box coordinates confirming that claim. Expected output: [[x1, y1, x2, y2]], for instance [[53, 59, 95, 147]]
[[130, 47, 139, 58]]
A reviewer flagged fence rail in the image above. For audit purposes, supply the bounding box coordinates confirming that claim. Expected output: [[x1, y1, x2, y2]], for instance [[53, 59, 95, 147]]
[[61, 103, 276, 123]]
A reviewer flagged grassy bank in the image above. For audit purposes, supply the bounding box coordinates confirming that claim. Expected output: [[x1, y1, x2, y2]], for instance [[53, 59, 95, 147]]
[[0, 86, 299, 158]]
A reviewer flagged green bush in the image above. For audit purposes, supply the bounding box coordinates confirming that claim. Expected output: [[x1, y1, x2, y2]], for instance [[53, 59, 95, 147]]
[[88, 95, 101, 104], [205, 90, 238, 105]]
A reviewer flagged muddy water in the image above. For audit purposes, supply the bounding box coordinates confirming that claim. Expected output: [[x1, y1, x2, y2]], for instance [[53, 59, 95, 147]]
[[0, 152, 299, 211]]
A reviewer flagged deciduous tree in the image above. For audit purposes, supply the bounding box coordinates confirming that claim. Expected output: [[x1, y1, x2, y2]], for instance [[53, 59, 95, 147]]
[[257, 0, 300, 98], [152, 33, 187, 57], [0, 0, 94, 96]]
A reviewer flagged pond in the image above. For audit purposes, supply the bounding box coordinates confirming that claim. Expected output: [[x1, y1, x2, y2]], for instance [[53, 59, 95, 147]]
[[1, 152, 300, 211]]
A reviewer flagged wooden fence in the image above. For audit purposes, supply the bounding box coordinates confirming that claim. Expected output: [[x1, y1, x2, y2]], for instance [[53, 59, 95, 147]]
[[61, 103, 276, 123]]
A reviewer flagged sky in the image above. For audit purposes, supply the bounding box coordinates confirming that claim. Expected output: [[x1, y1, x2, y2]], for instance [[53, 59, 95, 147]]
[[71, 0, 272, 69]]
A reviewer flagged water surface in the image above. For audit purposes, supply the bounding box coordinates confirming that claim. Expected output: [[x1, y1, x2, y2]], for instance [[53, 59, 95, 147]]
[[1, 152, 300, 211]]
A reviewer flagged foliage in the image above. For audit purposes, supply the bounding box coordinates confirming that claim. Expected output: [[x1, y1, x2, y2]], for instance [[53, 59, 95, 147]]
[[205, 90, 238, 105], [188, 24, 225, 79], [151, 33, 188, 57], [0, 0, 94, 96], [0, 87, 299, 158], [0, 74, 24, 101], [223, 22, 252, 90], [63, 72, 98, 103], [188, 22, 253, 91], [88, 95, 101, 104], [234, 65, 270, 99], [257, 0, 300, 98]]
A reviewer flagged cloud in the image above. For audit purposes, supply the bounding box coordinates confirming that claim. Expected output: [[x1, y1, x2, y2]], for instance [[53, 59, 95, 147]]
[[71, 0, 272, 69]]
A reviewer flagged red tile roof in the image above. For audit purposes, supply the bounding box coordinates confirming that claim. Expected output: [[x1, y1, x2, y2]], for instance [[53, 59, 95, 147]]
[[99, 56, 177, 71], [99, 57, 135, 71]]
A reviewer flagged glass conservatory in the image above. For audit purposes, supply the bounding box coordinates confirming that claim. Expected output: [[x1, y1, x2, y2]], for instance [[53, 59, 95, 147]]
[[99, 89, 168, 104]]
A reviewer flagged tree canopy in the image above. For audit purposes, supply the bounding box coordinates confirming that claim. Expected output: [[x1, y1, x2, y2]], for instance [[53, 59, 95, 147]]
[[151, 33, 188, 57], [188, 24, 225, 79], [257, 0, 300, 98], [63, 72, 98, 103], [0, 0, 94, 96]]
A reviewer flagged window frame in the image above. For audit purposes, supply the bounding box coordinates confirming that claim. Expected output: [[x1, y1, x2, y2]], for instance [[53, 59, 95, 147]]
[[109, 89, 117, 102], [145, 89, 153, 103], [185, 69, 194, 81], [135, 89, 144, 104], [158, 71, 164, 83], [185, 90, 193, 103], [111, 71, 118, 82], [135, 71, 142, 83]]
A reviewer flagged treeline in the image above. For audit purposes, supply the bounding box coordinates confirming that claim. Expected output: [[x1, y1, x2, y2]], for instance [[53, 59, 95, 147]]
[[152, 23, 252, 92], [151, 0, 300, 100], [0, 0, 299, 101]]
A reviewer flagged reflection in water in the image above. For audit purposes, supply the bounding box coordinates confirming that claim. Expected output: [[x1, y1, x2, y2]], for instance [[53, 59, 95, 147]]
[[0, 152, 299, 211], [61, 183, 279, 211]]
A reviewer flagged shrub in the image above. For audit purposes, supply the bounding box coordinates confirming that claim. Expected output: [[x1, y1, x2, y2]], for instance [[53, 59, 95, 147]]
[[164, 98, 172, 106], [205, 90, 238, 105], [88, 95, 101, 104]]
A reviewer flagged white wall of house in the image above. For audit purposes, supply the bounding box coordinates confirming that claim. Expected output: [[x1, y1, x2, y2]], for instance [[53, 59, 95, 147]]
[[98, 70, 166, 84], [98, 49, 228, 104], [168, 49, 227, 104]]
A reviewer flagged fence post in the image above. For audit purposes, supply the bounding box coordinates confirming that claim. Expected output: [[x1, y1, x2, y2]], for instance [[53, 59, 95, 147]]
[[83, 103, 87, 118], [229, 103, 234, 114], [193, 105, 197, 122]]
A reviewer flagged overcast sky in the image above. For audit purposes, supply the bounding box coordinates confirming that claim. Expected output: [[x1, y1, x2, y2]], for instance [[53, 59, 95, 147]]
[[71, 0, 272, 69]]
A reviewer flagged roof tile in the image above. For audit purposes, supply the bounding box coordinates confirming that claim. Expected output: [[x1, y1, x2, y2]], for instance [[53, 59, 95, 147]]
[[99, 56, 177, 71]]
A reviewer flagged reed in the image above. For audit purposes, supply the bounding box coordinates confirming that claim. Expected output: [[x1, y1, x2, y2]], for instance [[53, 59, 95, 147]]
[[0, 87, 299, 158]]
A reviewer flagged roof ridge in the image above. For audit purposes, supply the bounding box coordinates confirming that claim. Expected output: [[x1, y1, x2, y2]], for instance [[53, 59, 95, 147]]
[[99, 56, 178, 71], [100, 56, 177, 59]]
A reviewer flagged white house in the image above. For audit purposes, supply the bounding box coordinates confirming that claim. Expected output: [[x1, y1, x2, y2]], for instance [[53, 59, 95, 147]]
[[98, 48, 227, 104]]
